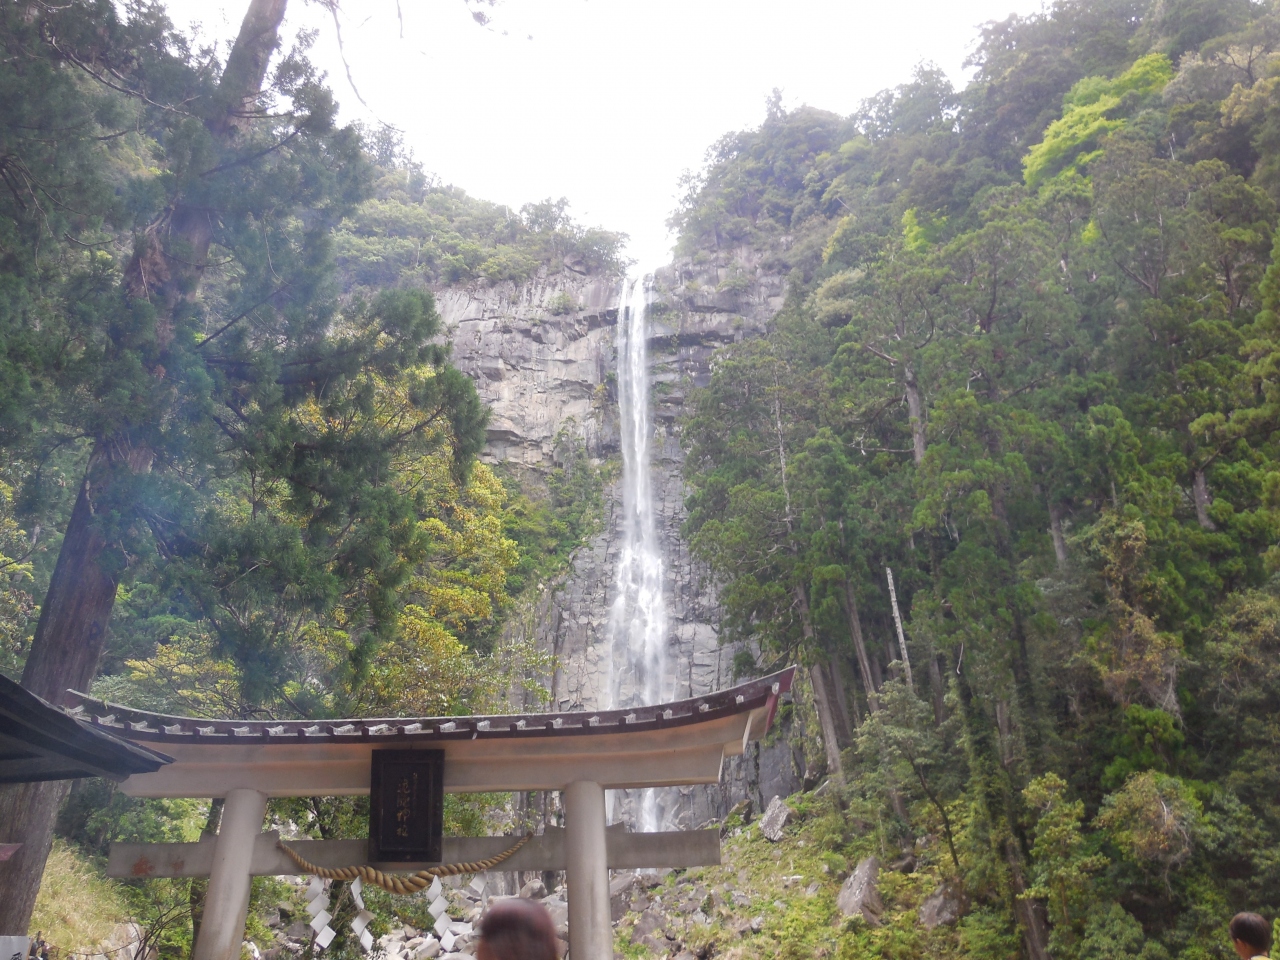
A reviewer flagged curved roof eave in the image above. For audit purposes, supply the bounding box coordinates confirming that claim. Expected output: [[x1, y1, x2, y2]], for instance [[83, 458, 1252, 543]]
[[63, 667, 795, 747]]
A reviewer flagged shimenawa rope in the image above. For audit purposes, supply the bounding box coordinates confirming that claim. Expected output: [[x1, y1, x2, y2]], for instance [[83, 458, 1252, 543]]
[[276, 834, 532, 895]]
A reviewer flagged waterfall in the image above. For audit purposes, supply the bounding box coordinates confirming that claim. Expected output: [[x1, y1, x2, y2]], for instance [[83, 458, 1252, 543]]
[[607, 274, 668, 833]]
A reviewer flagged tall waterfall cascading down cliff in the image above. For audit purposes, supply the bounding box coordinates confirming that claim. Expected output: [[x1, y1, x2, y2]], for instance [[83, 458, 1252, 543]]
[[607, 275, 669, 832], [435, 259, 801, 831]]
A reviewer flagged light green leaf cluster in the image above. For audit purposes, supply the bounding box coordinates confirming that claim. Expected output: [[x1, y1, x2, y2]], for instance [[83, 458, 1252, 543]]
[[1024, 54, 1174, 188]]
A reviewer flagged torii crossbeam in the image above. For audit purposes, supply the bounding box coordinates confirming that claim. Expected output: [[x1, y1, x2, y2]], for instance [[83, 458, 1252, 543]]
[[67, 668, 794, 960]]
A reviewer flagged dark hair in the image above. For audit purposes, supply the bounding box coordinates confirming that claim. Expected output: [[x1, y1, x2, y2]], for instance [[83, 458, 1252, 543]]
[[1230, 913, 1271, 954], [477, 897, 557, 960]]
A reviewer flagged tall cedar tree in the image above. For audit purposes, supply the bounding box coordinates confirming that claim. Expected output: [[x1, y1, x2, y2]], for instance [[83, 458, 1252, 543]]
[[0, 0, 487, 931]]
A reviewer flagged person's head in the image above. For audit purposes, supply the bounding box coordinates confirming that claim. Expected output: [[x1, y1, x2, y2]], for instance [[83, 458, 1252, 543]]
[[1230, 912, 1271, 959], [477, 897, 558, 960]]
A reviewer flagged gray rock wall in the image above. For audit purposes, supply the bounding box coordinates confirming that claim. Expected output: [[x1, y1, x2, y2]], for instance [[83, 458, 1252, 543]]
[[434, 251, 802, 827], [435, 274, 620, 466]]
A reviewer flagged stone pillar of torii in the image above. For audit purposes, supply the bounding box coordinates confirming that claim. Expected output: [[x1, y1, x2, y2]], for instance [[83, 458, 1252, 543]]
[[73, 669, 793, 960]]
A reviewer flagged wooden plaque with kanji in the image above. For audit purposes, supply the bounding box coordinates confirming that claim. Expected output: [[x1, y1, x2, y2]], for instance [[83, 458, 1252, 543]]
[[368, 749, 444, 862]]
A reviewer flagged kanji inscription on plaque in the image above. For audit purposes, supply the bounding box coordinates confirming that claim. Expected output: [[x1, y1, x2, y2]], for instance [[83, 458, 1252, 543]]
[[368, 749, 444, 862]]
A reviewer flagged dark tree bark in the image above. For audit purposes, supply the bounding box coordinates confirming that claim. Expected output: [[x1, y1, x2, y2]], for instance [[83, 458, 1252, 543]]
[[808, 663, 845, 783], [16, 471, 122, 705], [0, 0, 290, 934], [793, 583, 845, 782], [826, 658, 857, 738], [0, 779, 73, 935], [840, 575, 881, 714], [1010, 852, 1053, 960], [0, 466, 131, 933], [1010, 609, 1046, 772]]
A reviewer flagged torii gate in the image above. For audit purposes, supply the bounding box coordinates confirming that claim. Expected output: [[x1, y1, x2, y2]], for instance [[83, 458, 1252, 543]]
[[70, 668, 793, 960]]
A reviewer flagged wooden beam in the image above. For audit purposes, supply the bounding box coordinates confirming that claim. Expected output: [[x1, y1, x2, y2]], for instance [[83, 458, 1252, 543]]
[[108, 827, 720, 879]]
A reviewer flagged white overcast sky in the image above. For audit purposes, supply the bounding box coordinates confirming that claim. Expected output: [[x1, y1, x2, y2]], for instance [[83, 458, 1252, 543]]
[[161, 0, 1045, 268]]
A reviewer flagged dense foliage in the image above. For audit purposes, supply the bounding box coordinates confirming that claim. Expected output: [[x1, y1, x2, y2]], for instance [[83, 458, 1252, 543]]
[[0, 3, 623, 713], [0, 0, 500, 718], [678, 2, 1280, 958], [336, 127, 628, 290], [0, 0, 608, 950]]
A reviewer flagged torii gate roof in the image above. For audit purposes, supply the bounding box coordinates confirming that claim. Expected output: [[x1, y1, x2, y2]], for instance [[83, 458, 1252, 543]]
[[65, 668, 794, 798]]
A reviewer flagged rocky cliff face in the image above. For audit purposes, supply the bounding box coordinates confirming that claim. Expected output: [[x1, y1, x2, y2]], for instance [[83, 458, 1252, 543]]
[[434, 275, 619, 467], [435, 249, 802, 825]]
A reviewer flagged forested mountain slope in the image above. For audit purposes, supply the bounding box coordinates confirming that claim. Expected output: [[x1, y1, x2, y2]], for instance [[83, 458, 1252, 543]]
[[674, 2, 1280, 958]]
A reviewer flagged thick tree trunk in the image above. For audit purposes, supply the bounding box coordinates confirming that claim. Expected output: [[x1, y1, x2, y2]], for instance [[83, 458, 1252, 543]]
[[923, 544, 948, 725], [1192, 468, 1217, 531], [0, 445, 153, 933], [1009, 847, 1053, 960], [995, 699, 1015, 767], [216, 0, 291, 126], [869, 651, 885, 693], [808, 663, 846, 784], [793, 583, 844, 782], [826, 659, 857, 737], [0, 466, 125, 932], [0, 780, 72, 934], [0, 0, 292, 934], [840, 576, 881, 714], [991, 483, 1046, 772], [905, 368, 926, 466], [16, 474, 119, 704]]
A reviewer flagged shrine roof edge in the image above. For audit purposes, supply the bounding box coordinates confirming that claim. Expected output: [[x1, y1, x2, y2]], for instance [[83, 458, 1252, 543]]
[[62, 667, 795, 746]]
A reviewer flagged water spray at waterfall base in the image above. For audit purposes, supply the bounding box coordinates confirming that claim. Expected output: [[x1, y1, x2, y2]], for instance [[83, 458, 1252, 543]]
[[607, 274, 669, 833]]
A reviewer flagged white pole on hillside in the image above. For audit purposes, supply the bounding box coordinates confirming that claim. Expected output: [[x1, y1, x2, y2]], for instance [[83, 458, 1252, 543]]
[[886, 567, 914, 693]]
